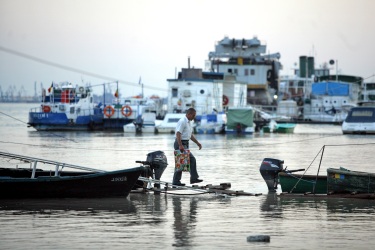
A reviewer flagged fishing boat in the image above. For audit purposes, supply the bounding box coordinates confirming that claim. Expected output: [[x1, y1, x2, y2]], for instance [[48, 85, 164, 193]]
[[28, 82, 104, 131], [342, 106, 375, 134], [327, 167, 375, 194], [259, 158, 326, 194], [278, 172, 327, 194], [0, 151, 145, 199]]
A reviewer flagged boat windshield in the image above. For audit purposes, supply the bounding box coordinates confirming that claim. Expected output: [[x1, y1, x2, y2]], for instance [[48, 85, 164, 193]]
[[345, 108, 375, 123]]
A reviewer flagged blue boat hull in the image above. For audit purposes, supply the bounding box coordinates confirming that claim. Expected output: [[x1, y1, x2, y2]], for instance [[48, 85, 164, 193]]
[[28, 112, 104, 131]]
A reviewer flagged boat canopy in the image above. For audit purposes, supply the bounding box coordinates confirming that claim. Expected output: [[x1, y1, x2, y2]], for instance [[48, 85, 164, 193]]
[[312, 82, 349, 96], [226, 108, 253, 129]]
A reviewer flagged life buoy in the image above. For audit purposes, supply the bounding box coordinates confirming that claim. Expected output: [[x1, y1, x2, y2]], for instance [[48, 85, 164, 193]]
[[222, 95, 229, 106], [42, 105, 51, 113], [104, 106, 115, 117], [121, 105, 132, 117]]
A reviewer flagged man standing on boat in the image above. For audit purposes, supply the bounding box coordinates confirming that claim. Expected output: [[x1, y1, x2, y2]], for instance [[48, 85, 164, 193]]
[[173, 108, 203, 186]]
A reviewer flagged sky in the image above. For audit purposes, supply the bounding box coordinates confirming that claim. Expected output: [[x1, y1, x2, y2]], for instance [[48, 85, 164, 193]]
[[1, 0, 375, 98]]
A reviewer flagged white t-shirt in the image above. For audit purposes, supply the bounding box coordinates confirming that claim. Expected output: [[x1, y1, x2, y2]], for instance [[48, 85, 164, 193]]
[[175, 116, 192, 140]]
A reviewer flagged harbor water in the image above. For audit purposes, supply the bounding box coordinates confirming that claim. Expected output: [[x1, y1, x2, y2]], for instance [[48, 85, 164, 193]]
[[1, 103, 375, 250]]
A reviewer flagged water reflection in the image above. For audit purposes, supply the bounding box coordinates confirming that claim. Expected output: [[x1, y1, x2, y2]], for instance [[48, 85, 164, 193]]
[[260, 193, 375, 215], [0, 197, 137, 214], [172, 196, 198, 248], [260, 193, 283, 218]]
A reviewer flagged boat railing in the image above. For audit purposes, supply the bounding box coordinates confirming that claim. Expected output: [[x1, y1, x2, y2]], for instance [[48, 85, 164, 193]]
[[29, 106, 101, 116], [0, 151, 106, 179]]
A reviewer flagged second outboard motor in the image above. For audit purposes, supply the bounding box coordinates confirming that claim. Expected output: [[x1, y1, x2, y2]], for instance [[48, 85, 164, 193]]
[[146, 150, 168, 183], [136, 151, 168, 191], [259, 158, 284, 192]]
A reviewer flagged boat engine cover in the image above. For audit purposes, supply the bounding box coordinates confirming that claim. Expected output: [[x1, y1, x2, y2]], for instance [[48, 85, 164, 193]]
[[259, 158, 284, 192], [146, 151, 168, 180]]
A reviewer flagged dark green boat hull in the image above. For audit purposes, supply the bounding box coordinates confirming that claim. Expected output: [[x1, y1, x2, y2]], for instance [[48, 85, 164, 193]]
[[279, 172, 327, 194], [327, 168, 375, 194]]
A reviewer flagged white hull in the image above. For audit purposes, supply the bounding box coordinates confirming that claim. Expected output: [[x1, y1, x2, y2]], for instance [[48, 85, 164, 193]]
[[225, 126, 254, 135], [342, 106, 375, 134], [156, 113, 187, 134], [123, 124, 157, 133], [342, 122, 375, 134]]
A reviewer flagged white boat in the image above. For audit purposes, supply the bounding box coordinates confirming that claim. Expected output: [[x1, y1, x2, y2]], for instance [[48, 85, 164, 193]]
[[195, 113, 225, 134], [156, 113, 189, 134], [342, 106, 375, 134], [123, 112, 159, 133]]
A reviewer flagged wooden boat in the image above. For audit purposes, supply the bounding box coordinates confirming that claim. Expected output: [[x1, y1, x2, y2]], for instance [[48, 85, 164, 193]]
[[259, 158, 326, 194], [279, 172, 327, 194], [327, 167, 375, 194], [0, 151, 145, 199]]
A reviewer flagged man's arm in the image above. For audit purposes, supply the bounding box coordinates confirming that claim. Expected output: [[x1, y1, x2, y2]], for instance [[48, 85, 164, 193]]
[[190, 134, 202, 150], [176, 132, 185, 152]]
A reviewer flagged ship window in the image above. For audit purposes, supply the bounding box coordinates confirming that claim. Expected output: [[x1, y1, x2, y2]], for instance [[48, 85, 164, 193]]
[[245, 69, 249, 76], [200, 89, 205, 94], [228, 69, 232, 73], [172, 88, 178, 97], [234, 69, 238, 74], [251, 69, 255, 75], [352, 111, 373, 117]]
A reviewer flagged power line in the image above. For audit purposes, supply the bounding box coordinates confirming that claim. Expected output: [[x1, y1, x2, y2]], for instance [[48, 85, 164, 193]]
[[0, 45, 168, 92]]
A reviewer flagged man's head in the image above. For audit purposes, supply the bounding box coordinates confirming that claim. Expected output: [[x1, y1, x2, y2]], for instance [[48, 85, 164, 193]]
[[186, 108, 196, 121]]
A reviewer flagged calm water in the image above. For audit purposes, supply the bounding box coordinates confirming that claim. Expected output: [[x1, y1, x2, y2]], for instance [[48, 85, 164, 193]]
[[1, 103, 375, 249]]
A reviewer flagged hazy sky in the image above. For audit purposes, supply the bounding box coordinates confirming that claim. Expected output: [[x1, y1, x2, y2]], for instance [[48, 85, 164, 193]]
[[1, 0, 374, 98]]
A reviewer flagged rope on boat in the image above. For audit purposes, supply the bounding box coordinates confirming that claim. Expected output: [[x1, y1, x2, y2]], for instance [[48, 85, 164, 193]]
[[288, 142, 375, 193], [0, 111, 77, 143]]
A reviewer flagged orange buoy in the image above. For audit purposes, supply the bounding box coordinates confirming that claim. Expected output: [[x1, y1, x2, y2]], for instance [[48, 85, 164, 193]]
[[103, 106, 115, 117], [121, 105, 132, 117], [42, 105, 51, 113]]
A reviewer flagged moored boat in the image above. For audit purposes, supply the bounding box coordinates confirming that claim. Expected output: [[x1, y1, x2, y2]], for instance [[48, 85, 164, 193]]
[[279, 172, 327, 194], [342, 106, 375, 134], [28, 82, 104, 131], [156, 113, 187, 134], [327, 167, 375, 194], [195, 113, 225, 134], [123, 112, 159, 133], [259, 157, 326, 194], [0, 151, 145, 199], [275, 123, 296, 133], [262, 120, 296, 133], [225, 107, 254, 134]]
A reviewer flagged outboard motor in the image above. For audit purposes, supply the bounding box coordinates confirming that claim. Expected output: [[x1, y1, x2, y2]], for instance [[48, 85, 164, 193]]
[[259, 158, 284, 192], [136, 150, 168, 190]]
